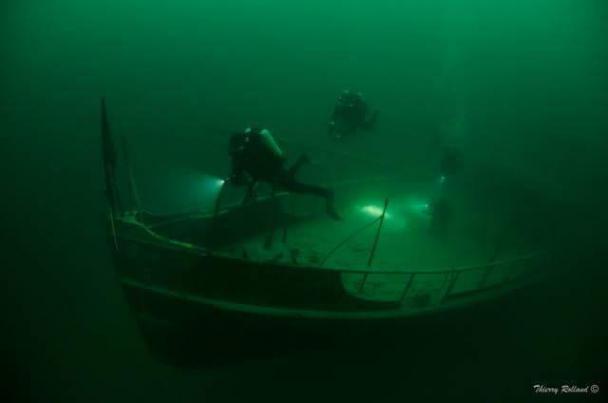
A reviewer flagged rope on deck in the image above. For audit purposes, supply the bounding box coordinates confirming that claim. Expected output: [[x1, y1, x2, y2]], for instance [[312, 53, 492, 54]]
[[319, 216, 382, 267]]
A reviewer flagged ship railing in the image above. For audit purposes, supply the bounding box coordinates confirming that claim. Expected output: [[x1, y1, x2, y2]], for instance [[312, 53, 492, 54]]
[[313, 195, 543, 309], [337, 251, 543, 309]]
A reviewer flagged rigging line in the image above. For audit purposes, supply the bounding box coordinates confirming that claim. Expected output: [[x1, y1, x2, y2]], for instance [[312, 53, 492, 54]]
[[319, 216, 382, 267]]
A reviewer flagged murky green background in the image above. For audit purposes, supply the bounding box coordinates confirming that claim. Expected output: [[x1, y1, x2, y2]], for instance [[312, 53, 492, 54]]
[[2, 1, 607, 401]]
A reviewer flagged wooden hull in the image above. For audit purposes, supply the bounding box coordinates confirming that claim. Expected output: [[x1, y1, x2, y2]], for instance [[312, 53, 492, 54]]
[[120, 267, 545, 367], [109, 185, 546, 364]]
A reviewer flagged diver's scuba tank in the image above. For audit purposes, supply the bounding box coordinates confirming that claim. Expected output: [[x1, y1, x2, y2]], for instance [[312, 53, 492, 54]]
[[439, 145, 463, 177], [228, 131, 249, 157]]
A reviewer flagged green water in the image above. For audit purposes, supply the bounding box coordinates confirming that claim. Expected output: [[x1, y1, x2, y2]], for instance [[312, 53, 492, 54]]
[[2, 1, 607, 402]]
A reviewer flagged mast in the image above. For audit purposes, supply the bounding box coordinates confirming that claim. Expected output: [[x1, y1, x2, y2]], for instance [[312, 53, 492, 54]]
[[100, 97, 120, 249]]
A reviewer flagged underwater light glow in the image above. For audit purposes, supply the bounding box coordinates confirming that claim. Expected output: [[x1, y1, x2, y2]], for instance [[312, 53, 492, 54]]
[[361, 205, 391, 218], [197, 175, 226, 199], [201, 175, 224, 190], [411, 202, 430, 212], [406, 198, 432, 218]]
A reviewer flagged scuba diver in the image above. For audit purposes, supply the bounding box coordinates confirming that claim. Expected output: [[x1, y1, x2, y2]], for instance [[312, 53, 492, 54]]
[[226, 126, 341, 220], [439, 145, 463, 178], [328, 90, 378, 140], [429, 145, 463, 239]]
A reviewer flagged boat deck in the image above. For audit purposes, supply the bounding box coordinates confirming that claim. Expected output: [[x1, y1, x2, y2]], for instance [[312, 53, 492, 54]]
[[212, 192, 536, 305], [217, 191, 527, 268], [123, 178, 540, 310]]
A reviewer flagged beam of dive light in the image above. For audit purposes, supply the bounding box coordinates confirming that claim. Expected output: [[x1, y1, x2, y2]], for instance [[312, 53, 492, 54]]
[[143, 171, 226, 213], [360, 203, 410, 230], [201, 175, 225, 192], [399, 195, 432, 222], [409, 200, 430, 214], [186, 173, 226, 206], [361, 205, 391, 219]]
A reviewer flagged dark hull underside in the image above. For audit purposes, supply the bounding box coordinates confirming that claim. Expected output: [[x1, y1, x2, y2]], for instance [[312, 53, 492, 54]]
[[122, 275, 545, 366]]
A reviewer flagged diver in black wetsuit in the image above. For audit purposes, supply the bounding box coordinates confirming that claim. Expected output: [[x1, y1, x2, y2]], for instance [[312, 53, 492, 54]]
[[429, 146, 463, 238], [226, 126, 341, 220], [328, 90, 378, 140]]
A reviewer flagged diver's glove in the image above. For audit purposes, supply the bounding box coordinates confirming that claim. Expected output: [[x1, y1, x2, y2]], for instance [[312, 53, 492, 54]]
[[223, 175, 236, 185], [225, 172, 251, 186]]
